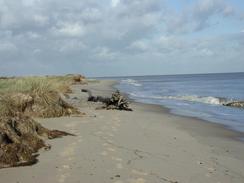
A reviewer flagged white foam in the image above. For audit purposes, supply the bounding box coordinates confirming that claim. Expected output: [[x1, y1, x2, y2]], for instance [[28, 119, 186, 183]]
[[165, 95, 223, 105], [121, 79, 142, 86], [129, 93, 230, 106]]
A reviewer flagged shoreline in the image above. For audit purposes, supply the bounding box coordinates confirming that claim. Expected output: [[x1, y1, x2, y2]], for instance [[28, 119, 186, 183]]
[[0, 79, 244, 183], [111, 80, 244, 143]]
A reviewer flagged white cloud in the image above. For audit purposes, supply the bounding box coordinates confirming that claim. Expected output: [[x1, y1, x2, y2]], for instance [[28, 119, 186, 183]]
[[58, 40, 87, 53], [94, 47, 117, 60], [129, 40, 149, 51], [51, 22, 85, 37], [166, 0, 235, 33], [0, 42, 17, 52], [22, 0, 40, 7], [33, 48, 41, 54], [198, 48, 214, 56], [223, 5, 234, 16], [80, 8, 101, 22], [33, 15, 49, 26], [26, 32, 41, 39], [157, 36, 185, 52], [111, 0, 120, 7]]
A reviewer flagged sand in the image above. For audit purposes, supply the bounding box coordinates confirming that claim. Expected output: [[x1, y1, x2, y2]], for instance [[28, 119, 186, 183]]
[[0, 80, 244, 183]]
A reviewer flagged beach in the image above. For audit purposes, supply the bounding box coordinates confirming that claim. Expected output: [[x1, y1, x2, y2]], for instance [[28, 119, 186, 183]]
[[1, 79, 244, 183]]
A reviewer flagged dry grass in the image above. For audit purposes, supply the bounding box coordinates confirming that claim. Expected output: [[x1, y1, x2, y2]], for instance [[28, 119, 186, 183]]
[[0, 75, 73, 94], [0, 75, 84, 168], [0, 75, 80, 118]]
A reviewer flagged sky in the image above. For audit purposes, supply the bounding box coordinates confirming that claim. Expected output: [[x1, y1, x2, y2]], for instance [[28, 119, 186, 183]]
[[0, 0, 244, 77]]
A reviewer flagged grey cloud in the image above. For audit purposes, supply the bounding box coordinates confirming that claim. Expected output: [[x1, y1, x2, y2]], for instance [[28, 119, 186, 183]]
[[0, 0, 242, 76], [192, 0, 234, 29], [167, 0, 234, 33], [0, 41, 17, 53]]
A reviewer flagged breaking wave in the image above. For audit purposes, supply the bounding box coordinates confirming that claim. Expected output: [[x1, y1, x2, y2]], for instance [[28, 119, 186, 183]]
[[121, 79, 142, 87], [129, 93, 232, 106]]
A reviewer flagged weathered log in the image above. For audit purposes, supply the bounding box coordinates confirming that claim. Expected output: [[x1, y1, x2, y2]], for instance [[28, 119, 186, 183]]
[[223, 101, 244, 108], [81, 89, 132, 111]]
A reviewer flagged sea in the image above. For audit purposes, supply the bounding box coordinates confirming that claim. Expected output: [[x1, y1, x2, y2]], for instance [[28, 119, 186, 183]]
[[107, 72, 244, 133]]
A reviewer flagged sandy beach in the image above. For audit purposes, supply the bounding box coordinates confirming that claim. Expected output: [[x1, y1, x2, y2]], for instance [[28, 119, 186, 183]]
[[0, 80, 244, 183]]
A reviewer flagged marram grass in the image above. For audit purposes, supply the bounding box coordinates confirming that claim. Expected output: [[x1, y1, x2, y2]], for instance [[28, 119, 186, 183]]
[[0, 75, 79, 118]]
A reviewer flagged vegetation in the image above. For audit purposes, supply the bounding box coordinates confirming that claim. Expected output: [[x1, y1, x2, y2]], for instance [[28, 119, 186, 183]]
[[0, 75, 83, 118], [82, 89, 132, 111], [0, 74, 85, 168], [0, 75, 72, 94]]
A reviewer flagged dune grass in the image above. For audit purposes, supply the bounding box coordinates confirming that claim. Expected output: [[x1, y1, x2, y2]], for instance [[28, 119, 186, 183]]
[[0, 75, 84, 168], [0, 76, 73, 94], [0, 75, 81, 118]]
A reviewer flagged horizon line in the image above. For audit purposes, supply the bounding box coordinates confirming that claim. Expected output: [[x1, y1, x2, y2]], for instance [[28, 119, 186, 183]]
[[92, 71, 244, 79]]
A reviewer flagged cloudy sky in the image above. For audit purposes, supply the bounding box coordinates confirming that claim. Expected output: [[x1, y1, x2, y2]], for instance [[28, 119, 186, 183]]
[[0, 0, 244, 77]]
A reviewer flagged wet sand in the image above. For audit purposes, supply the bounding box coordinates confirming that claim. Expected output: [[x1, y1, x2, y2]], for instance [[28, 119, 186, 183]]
[[0, 80, 244, 183]]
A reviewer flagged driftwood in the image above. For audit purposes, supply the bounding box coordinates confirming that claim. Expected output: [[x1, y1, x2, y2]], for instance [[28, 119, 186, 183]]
[[81, 89, 132, 111], [223, 101, 244, 108]]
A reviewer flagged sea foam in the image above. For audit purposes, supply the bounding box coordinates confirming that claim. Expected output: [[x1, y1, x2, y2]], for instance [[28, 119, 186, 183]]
[[130, 93, 231, 106], [121, 79, 142, 87]]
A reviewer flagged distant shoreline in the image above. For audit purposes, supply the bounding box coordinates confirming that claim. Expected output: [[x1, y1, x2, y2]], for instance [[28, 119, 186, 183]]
[[91, 71, 244, 79]]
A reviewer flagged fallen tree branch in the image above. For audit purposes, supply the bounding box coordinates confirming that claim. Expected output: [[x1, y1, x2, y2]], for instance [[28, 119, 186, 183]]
[[81, 89, 132, 111]]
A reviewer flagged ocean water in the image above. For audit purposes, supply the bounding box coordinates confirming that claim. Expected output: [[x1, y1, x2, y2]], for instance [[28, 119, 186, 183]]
[[113, 73, 244, 133]]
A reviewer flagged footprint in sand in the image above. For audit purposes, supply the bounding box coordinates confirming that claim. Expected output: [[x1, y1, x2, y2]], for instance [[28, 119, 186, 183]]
[[103, 137, 110, 142], [58, 174, 67, 183], [67, 157, 73, 161], [114, 117, 120, 121], [60, 147, 75, 157], [207, 167, 216, 172], [131, 169, 148, 176], [128, 178, 146, 183], [77, 138, 83, 143], [96, 131, 104, 135], [98, 115, 105, 119], [57, 165, 71, 183], [65, 123, 76, 128], [205, 173, 211, 177], [107, 139, 114, 143], [113, 181, 124, 183], [112, 157, 123, 162], [107, 133, 114, 137], [107, 147, 116, 152], [100, 151, 108, 156], [101, 126, 108, 130], [116, 163, 123, 169], [62, 165, 70, 169]]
